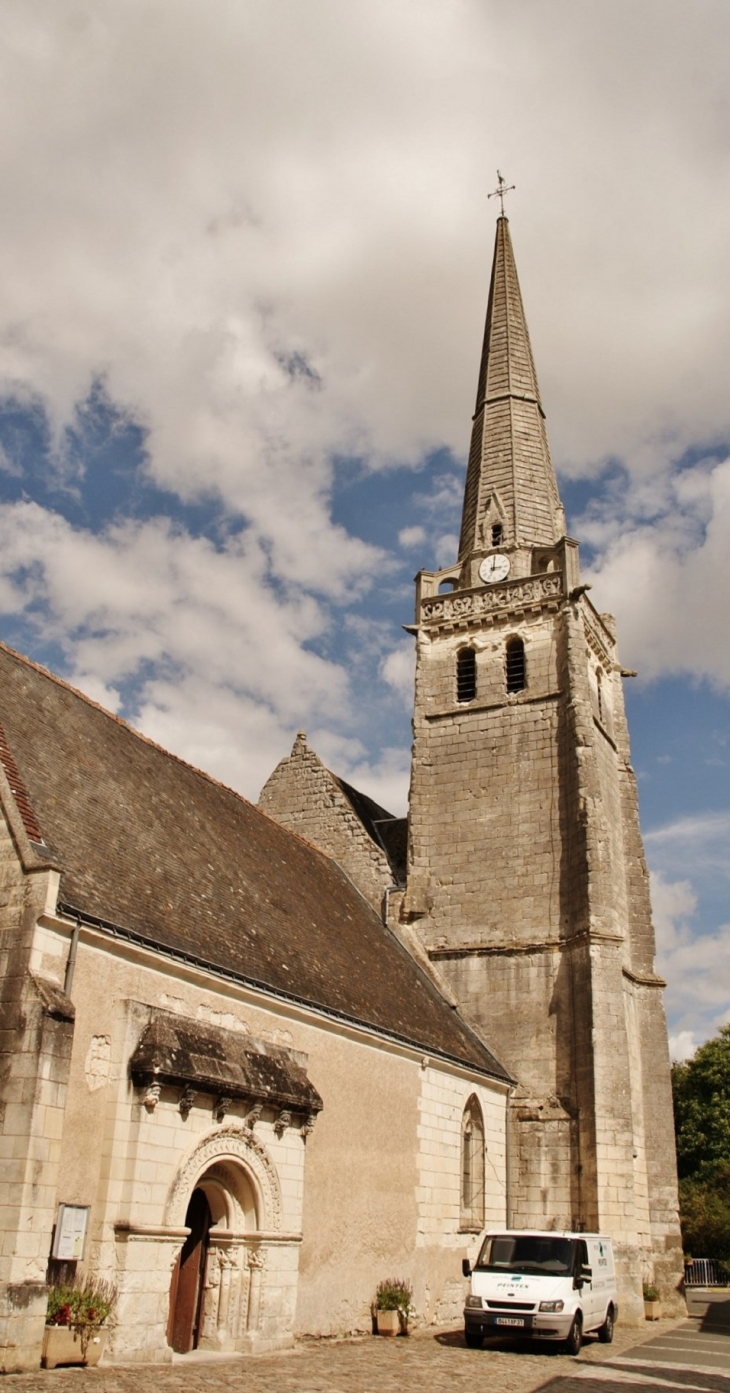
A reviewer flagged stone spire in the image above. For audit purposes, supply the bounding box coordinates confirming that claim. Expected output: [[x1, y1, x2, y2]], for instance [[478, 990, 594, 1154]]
[[458, 216, 565, 562]]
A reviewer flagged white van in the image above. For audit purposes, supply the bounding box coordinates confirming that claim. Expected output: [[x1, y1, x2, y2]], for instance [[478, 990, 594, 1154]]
[[462, 1229, 618, 1355]]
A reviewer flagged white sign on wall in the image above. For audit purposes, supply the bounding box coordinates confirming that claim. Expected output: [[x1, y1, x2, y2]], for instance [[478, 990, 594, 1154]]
[[51, 1205, 90, 1261]]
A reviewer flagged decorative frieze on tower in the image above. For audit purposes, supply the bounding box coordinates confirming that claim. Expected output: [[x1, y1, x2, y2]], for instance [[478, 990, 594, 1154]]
[[404, 215, 682, 1315]]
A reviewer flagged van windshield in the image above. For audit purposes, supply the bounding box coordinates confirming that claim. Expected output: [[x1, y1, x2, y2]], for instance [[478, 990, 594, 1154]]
[[475, 1235, 577, 1277]]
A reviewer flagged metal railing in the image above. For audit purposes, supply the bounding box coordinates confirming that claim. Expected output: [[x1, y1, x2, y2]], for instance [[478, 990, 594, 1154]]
[[684, 1258, 729, 1287]]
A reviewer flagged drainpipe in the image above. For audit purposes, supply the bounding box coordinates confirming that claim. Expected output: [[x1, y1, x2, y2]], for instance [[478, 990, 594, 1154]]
[[505, 1085, 515, 1227], [382, 884, 401, 926], [63, 920, 81, 997]]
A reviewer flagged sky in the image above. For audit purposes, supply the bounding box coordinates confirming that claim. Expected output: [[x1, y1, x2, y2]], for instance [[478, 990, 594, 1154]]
[[0, 0, 728, 1060]]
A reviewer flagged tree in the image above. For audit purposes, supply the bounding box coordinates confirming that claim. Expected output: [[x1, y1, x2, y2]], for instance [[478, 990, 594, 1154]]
[[672, 1024, 730, 1179], [672, 1024, 730, 1260], [679, 1164, 730, 1263]]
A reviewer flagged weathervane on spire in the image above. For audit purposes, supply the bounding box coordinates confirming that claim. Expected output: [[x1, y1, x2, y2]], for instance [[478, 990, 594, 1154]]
[[488, 170, 515, 217]]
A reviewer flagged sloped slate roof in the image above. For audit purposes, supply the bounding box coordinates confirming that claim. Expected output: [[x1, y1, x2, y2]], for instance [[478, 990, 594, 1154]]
[[0, 642, 509, 1080]]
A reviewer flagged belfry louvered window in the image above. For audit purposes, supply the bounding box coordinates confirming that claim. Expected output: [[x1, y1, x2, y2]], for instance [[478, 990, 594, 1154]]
[[505, 636, 526, 694], [461, 1095, 485, 1229], [456, 647, 477, 703]]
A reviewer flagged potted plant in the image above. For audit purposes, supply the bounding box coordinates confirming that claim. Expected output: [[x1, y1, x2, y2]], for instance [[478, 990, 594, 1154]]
[[374, 1278, 414, 1336], [643, 1283, 661, 1321], [43, 1277, 116, 1368]]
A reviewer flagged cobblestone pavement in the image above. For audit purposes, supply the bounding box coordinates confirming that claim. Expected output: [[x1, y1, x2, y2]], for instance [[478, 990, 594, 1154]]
[[3, 1318, 715, 1393]]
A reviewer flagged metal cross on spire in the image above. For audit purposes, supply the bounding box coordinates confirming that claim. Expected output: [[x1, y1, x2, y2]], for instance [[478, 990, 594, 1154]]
[[488, 170, 515, 217]]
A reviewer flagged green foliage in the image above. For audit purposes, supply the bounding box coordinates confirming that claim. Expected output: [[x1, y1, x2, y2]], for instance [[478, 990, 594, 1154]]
[[47, 1276, 116, 1329], [671, 1025, 730, 1262], [643, 1284, 659, 1302], [375, 1277, 413, 1312], [679, 1163, 730, 1262], [672, 1025, 730, 1181]]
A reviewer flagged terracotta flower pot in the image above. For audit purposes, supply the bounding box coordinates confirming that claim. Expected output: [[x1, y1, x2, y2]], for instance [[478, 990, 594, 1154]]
[[376, 1309, 400, 1337], [42, 1325, 108, 1369], [644, 1301, 661, 1322]]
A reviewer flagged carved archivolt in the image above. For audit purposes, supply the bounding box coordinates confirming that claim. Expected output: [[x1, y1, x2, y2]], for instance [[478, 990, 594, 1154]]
[[165, 1124, 282, 1230]]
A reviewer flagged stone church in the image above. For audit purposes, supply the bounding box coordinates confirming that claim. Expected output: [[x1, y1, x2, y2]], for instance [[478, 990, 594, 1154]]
[[0, 215, 682, 1372]]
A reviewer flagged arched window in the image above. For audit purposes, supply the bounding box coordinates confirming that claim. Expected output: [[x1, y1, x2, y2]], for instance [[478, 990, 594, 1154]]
[[461, 1095, 485, 1229], [491, 523, 503, 547], [456, 647, 477, 703], [505, 636, 526, 694]]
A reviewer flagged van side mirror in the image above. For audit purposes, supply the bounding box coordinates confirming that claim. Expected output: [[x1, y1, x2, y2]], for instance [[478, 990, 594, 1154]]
[[581, 1265, 592, 1280], [573, 1276, 583, 1291], [462, 1259, 472, 1278]]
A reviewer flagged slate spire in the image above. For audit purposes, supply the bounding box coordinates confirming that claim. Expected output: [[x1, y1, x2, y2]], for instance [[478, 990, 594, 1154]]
[[458, 216, 565, 560]]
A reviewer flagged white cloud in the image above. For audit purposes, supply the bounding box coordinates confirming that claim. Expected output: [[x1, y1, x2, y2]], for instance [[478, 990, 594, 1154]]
[[646, 810, 730, 860], [380, 641, 417, 707], [582, 458, 730, 690], [650, 867, 730, 1046], [0, 0, 730, 813], [3, 2, 730, 511], [435, 533, 460, 569], [669, 1031, 698, 1064], [398, 526, 426, 549], [0, 499, 352, 795]]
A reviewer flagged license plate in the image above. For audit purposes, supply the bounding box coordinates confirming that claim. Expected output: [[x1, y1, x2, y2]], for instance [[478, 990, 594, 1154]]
[[495, 1316, 524, 1327]]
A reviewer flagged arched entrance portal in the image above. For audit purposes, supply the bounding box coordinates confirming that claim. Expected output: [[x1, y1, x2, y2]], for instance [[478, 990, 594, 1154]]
[[167, 1156, 261, 1353], [168, 1189, 211, 1353]]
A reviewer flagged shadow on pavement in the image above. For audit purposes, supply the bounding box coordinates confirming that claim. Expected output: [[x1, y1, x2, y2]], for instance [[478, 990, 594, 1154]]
[[434, 1327, 563, 1355], [699, 1296, 730, 1332], [534, 1383, 650, 1393]]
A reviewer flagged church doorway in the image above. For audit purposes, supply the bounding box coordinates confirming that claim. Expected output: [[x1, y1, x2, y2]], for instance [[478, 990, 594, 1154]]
[[168, 1188, 212, 1353], [166, 1151, 264, 1354]]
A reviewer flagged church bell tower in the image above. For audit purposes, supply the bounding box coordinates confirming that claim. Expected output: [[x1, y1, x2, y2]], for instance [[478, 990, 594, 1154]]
[[403, 213, 682, 1311]]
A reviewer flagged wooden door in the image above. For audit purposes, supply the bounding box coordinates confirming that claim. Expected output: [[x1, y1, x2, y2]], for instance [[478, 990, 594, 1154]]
[[168, 1188, 212, 1353]]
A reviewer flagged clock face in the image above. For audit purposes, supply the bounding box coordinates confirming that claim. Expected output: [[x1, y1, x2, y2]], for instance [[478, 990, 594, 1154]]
[[479, 553, 511, 584]]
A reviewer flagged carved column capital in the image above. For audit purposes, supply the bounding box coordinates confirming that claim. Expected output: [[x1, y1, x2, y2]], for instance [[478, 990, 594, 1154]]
[[274, 1109, 291, 1138], [179, 1084, 196, 1119], [143, 1080, 161, 1112], [245, 1101, 263, 1130], [214, 1095, 233, 1122]]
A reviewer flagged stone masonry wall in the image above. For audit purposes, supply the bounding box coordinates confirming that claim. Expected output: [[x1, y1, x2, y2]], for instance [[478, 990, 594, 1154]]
[[405, 587, 682, 1316], [407, 612, 562, 945], [259, 734, 393, 915], [42, 927, 507, 1358]]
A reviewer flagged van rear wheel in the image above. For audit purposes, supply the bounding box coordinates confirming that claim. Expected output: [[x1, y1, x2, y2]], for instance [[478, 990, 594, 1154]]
[[564, 1313, 582, 1356], [598, 1307, 614, 1343], [464, 1326, 483, 1348]]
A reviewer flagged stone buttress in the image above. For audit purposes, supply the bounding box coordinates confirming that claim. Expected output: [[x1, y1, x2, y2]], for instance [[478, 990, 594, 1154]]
[[0, 734, 73, 1372]]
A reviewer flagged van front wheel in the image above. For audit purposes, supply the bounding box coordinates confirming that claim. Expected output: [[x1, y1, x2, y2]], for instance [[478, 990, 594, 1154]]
[[598, 1307, 614, 1344], [565, 1313, 582, 1356]]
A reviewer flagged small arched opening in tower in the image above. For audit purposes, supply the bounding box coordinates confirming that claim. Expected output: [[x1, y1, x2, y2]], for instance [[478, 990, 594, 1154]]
[[505, 637, 526, 694], [456, 647, 477, 703]]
